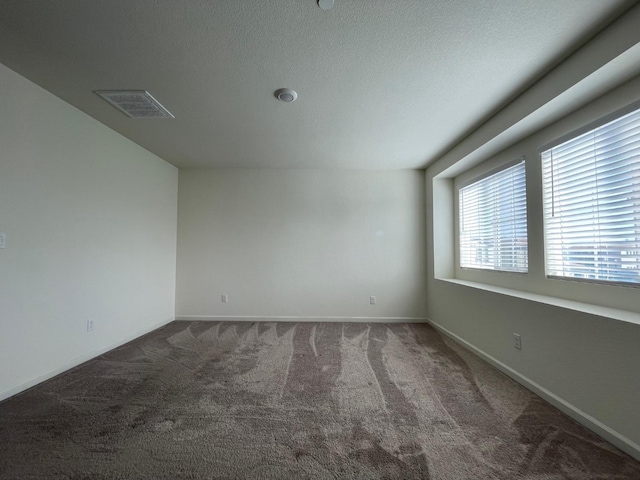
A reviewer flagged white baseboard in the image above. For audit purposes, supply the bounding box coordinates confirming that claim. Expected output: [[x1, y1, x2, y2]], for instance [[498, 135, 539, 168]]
[[175, 315, 428, 323], [427, 318, 640, 462], [0, 316, 175, 403]]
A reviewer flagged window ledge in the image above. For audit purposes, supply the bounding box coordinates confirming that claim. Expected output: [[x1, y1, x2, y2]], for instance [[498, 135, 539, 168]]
[[437, 278, 640, 326]]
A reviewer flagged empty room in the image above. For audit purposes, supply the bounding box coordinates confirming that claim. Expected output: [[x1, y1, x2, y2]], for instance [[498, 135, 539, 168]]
[[1, 1, 640, 478]]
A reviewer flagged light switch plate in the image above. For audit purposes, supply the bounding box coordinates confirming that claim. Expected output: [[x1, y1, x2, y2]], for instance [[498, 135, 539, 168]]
[[0, 233, 5, 249]]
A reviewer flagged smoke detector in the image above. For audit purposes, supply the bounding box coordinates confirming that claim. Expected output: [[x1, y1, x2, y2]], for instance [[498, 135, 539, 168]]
[[95, 90, 174, 118], [318, 0, 334, 10], [274, 88, 298, 103]]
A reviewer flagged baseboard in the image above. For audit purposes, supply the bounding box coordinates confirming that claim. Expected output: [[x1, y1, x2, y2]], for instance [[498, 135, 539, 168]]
[[0, 316, 175, 403], [427, 318, 640, 462], [175, 315, 428, 323]]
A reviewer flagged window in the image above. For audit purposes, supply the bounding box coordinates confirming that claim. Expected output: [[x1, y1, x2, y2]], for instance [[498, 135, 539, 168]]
[[459, 160, 528, 272], [542, 106, 640, 285]]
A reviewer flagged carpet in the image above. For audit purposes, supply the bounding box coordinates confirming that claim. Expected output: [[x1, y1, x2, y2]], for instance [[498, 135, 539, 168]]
[[0, 321, 638, 479]]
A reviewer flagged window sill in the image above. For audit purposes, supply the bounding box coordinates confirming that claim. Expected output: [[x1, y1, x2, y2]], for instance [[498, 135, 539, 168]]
[[437, 278, 640, 326]]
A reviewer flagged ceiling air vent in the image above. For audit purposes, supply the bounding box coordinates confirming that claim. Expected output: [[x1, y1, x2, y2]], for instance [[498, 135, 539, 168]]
[[95, 90, 174, 118]]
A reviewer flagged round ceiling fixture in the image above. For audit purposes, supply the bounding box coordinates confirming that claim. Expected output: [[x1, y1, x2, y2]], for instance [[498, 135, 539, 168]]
[[318, 0, 334, 10], [274, 88, 298, 103]]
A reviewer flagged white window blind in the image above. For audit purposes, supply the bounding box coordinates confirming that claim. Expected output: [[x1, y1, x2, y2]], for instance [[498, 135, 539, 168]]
[[459, 160, 528, 272], [542, 106, 640, 285]]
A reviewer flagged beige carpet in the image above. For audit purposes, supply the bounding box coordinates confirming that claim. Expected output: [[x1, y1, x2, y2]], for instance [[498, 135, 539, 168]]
[[0, 321, 638, 479]]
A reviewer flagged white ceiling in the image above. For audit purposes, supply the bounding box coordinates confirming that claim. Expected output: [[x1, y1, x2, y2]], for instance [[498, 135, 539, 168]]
[[0, 0, 635, 169]]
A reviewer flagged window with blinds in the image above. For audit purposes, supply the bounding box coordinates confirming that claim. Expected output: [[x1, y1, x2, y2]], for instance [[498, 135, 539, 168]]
[[459, 160, 528, 272], [542, 106, 640, 285]]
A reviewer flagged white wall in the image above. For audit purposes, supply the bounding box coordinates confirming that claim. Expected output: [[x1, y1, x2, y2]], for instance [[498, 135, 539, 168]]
[[0, 63, 178, 400], [176, 169, 426, 320], [426, 76, 640, 457]]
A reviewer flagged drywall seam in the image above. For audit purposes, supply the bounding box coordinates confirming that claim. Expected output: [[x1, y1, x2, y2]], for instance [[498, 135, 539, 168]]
[[0, 317, 175, 403], [175, 315, 428, 323], [427, 317, 640, 462]]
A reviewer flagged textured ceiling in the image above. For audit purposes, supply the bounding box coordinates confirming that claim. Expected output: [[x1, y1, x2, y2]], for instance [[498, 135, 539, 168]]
[[0, 0, 635, 169]]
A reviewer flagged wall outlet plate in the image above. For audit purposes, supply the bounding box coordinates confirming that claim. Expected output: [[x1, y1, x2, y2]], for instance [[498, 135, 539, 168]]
[[87, 319, 95, 332], [221, 294, 229, 303], [0, 233, 6, 249], [370, 296, 376, 305]]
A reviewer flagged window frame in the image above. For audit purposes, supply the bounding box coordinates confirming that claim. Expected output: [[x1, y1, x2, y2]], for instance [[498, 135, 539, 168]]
[[539, 101, 640, 289], [456, 157, 529, 275]]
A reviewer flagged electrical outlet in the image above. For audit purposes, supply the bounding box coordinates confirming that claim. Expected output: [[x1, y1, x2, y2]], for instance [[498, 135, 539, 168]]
[[513, 333, 522, 350], [87, 319, 95, 332], [221, 294, 229, 303], [0, 233, 6, 249], [370, 296, 376, 305]]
